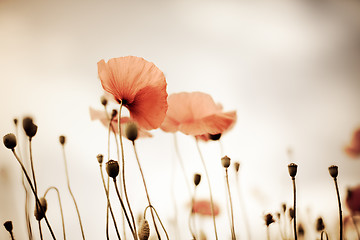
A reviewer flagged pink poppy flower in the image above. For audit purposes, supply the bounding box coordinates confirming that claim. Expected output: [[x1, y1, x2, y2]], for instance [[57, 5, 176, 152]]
[[191, 199, 220, 216], [344, 128, 360, 158], [89, 107, 152, 138], [97, 56, 168, 130], [160, 92, 236, 136], [346, 185, 360, 214]]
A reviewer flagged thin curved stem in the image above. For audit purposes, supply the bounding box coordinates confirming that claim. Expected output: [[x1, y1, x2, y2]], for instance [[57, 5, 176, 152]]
[[113, 179, 136, 239], [235, 175, 251, 240], [320, 230, 329, 240], [38, 221, 43, 240], [144, 205, 169, 240], [61, 145, 85, 239], [225, 169, 236, 240], [99, 164, 121, 240], [11, 150, 56, 239], [266, 226, 270, 240], [188, 187, 197, 240], [118, 103, 137, 239], [292, 178, 297, 240], [44, 186, 66, 240], [195, 139, 218, 240], [334, 178, 343, 240], [132, 141, 161, 239], [9, 231, 15, 240], [350, 214, 360, 240], [105, 111, 112, 240]]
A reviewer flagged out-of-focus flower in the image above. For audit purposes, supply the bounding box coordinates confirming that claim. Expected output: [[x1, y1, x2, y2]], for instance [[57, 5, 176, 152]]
[[264, 213, 275, 226], [345, 128, 360, 158], [161, 92, 236, 136], [97, 56, 168, 130], [346, 185, 360, 214], [89, 107, 152, 138], [191, 199, 220, 216]]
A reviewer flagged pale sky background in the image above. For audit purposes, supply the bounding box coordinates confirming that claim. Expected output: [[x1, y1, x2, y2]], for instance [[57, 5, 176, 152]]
[[1, 0, 360, 239]]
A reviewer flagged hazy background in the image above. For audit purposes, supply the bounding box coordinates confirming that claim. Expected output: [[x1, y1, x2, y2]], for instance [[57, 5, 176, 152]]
[[1, 0, 360, 239]]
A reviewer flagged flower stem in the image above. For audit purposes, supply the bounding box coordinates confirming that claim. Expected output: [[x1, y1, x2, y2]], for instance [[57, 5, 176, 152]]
[[118, 103, 137, 239], [188, 187, 197, 239], [333, 178, 343, 240], [350, 213, 360, 240], [235, 175, 251, 240], [38, 221, 43, 240], [11, 150, 57, 239], [225, 169, 236, 240], [144, 205, 169, 239], [266, 226, 270, 240], [99, 164, 121, 240], [292, 178, 297, 240], [195, 139, 218, 240], [44, 186, 66, 240], [61, 144, 85, 239], [320, 230, 329, 240]]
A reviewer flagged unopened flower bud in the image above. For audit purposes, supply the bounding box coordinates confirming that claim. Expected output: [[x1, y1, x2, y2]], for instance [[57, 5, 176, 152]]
[[3, 133, 17, 149], [264, 213, 275, 226], [289, 208, 294, 220], [298, 223, 305, 236], [111, 109, 117, 119], [194, 173, 201, 186], [138, 219, 150, 240], [100, 96, 108, 106], [23, 117, 33, 130], [234, 162, 240, 173], [316, 217, 325, 232], [59, 135, 66, 145], [13, 118, 18, 126], [3, 221, 13, 232], [125, 122, 138, 141], [34, 197, 47, 221], [288, 163, 298, 179], [106, 160, 119, 179], [328, 165, 338, 178], [221, 155, 231, 168], [97, 154, 104, 164], [23, 117, 37, 138], [281, 203, 287, 213], [209, 133, 221, 141]]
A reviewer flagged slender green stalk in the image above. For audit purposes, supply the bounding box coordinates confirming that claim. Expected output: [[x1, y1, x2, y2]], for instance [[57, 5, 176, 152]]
[[11, 150, 56, 239], [225, 169, 236, 239], [44, 187, 66, 240], [132, 142, 161, 239], [195, 139, 218, 240], [333, 178, 343, 240], [118, 103, 137, 239], [144, 205, 169, 240], [61, 144, 85, 239], [292, 178, 297, 240]]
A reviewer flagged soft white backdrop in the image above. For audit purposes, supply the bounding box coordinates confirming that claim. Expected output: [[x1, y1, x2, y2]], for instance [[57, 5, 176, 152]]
[[1, 0, 360, 239]]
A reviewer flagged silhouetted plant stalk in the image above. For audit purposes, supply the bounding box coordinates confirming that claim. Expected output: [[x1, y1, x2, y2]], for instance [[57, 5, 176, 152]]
[[118, 102, 137, 239], [44, 186, 66, 240], [144, 205, 169, 239], [221, 156, 236, 239], [189, 173, 201, 239], [328, 165, 343, 240], [195, 139, 218, 240], [288, 163, 298, 240], [264, 214, 275, 240], [97, 155, 121, 240], [350, 214, 360, 239], [4, 221, 15, 240], [59, 136, 85, 239], [321, 231, 329, 240]]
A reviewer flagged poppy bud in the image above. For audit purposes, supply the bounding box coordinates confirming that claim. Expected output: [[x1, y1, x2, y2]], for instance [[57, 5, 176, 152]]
[[221, 155, 231, 168], [34, 197, 47, 221], [23, 117, 33, 130], [298, 223, 305, 236], [138, 219, 150, 240], [234, 162, 240, 173], [209, 133, 221, 141], [288, 163, 298, 179], [100, 96, 108, 106], [281, 203, 287, 213], [264, 213, 275, 226], [289, 208, 294, 220], [328, 165, 338, 178], [111, 109, 118, 119], [194, 173, 201, 186], [316, 217, 325, 232], [125, 122, 138, 142], [23, 117, 37, 138], [3, 221, 13, 232], [59, 135, 66, 145], [276, 212, 281, 219], [13, 118, 18, 126], [97, 154, 104, 164], [3, 133, 17, 149], [106, 160, 119, 179]]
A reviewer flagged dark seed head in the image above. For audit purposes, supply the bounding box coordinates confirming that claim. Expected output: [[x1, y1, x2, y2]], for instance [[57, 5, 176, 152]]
[[34, 197, 48, 221], [97, 154, 104, 164], [209, 133, 222, 141], [13, 118, 18, 126], [298, 223, 305, 236], [59, 135, 66, 145], [23, 117, 37, 138], [281, 203, 287, 213], [289, 208, 295, 220], [125, 122, 138, 142], [194, 173, 201, 186], [100, 96, 108, 106], [316, 217, 325, 232], [3, 133, 17, 149], [221, 155, 231, 168], [264, 213, 275, 226], [234, 162, 240, 173], [3, 221, 13, 232], [106, 160, 119, 179], [328, 165, 338, 179], [288, 163, 298, 178], [138, 219, 150, 240], [111, 109, 118, 119]]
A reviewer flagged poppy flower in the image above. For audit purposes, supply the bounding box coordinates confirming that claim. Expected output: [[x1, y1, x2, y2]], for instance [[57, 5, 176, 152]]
[[344, 128, 360, 158], [97, 56, 168, 130], [160, 92, 236, 136], [191, 199, 220, 216], [89, 107, 152, 138], [346, 185, 360, 214]]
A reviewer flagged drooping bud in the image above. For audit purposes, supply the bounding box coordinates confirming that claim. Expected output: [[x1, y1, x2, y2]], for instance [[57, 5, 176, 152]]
[[100, 96, 108, 106], [234, 162, 240, 173], [125, 122, 138, 142], [59, 135, 66, 145], [316, 217, 325, 232], [289, 208, 294, 220], [288, 163, 298, 179], [97, 154, 104, 164], [264, 213, 275, 226], [328, 165, 338, 179], [209, 133, 221, 141], [221, 155, 231, 168], [3, 221, 13, 232], [3, 133, 17, 149], [138, 219, 150, 240], [34, 197, 48, 221], [111, 109, 118, 119], [106, 160, 119, 179], [194, 173, 201, 186]]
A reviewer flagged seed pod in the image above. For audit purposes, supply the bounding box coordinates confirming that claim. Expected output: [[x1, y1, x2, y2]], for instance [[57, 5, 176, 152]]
[[316, 217, 325, 232], [34, 198, 48, 221], [264, 213, 275, 226], [138, 219, 150, 240], [100, 96, 108, 106], [288, 163, 298, 178], [328, 165, 338, 178], [298, 223, 305, 236], [111, 109, 118, 119], [106, 160, 119, 179], [3, 133, 17, 149], [289, 208, 294, 220], [59, 135, 66, 145], [194, 173, 201, 186], [281, 203, 287, 213], [234, 162, 240, 173], [125, 122, 138, 141], [209, 133, 221, 141], [221, 155, 231, 168], [97, 154, 104, 164], [3, 221, 13, 232], [23, 117, 38, 138]]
